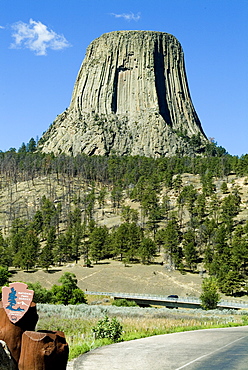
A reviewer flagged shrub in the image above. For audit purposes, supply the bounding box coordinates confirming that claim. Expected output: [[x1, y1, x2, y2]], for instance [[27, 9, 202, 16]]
[[200, 277, 220, 310], [0, 266, 10, 287], [92, 316, 123, 342], [50, 284, 87, 305], [50, 272, 87, 305], [67, 288, 87, 305], [27, 282, 53, 303], [27, 273, 87, 305], [112, 299, 138, 307], [58, 272, 78, 289]]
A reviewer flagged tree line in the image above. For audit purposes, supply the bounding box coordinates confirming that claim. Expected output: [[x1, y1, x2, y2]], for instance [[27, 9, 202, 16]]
[[1, 139, 248, 188]]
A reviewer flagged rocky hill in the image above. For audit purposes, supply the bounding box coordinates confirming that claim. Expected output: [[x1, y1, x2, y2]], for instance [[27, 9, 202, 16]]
[[39, 31, 207, 157]]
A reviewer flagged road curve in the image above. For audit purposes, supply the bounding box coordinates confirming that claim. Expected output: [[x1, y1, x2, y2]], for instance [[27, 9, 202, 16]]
[[69, 326, 248, 370]]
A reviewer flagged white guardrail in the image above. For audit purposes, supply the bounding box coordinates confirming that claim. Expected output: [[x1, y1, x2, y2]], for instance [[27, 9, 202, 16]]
[[85, 291, 248, 309]]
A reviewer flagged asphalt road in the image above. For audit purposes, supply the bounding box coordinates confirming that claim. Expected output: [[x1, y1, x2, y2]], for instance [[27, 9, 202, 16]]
[[69, 326, 248, 370]]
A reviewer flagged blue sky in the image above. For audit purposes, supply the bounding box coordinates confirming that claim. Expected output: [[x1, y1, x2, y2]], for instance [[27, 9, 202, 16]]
[[0, 0, 247, 156]]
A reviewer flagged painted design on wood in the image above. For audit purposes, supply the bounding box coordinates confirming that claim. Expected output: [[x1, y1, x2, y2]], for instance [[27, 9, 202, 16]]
[[2, 283, 34, 323]]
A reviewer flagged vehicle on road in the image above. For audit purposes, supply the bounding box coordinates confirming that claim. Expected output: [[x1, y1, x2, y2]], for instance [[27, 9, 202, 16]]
[[166, 295, 178, 308]]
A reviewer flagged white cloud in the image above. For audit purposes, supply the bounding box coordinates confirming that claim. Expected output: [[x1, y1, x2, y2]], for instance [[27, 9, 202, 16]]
[[111, 12, 141, 22], [0, 25, 4, 29], [10, 19, 70, 55]]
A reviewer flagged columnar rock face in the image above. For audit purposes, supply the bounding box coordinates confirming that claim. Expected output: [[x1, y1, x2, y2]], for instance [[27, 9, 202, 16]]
[[39, 31, 207, 157]]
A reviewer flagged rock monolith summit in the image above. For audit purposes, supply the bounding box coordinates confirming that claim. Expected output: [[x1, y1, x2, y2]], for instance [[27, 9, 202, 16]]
[[39, 31, 207, 157]]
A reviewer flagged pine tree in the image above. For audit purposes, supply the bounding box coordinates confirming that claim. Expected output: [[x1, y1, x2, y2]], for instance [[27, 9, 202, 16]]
[[201, 172, 216, 196], [195, 193, 206, 221], [0, 231, 12, 267], [218, 269, 244, 296], [120, 206, 138, 224], [183, 229, 198, 271], [98, 187, 107, 210], [138, 237, 157, 264], [111, 186, 123, 211], [88, 226, 109, 263], [161, 218, 182, 269], [0, 266, 10, 287], [221, 181, 228, 194], [39, 227, 56, 271], [26, 137, 37, 153], [68, 207, 83, 263], [13, 228, 40, 270]]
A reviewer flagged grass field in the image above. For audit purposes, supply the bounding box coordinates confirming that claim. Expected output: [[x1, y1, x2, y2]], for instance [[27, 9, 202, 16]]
[[10, 258, 206, 297]]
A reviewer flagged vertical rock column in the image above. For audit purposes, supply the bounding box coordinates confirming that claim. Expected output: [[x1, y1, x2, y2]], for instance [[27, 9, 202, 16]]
[[39, 31, 207, 157]]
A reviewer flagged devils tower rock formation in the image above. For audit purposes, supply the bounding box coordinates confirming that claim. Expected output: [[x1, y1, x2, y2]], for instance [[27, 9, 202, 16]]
[[39, 31, 207, 157]]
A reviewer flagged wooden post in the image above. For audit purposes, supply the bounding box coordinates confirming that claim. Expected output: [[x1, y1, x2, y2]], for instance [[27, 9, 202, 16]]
[[0, 301, 38, 366], [18, 330, 69, 370], [1, 283, 69, 369]]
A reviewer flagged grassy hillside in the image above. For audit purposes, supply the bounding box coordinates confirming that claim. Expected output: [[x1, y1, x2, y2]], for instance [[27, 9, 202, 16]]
[[1, 150, 248, 298]]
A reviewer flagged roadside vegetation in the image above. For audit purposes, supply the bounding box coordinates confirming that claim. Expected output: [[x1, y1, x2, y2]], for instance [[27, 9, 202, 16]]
[[27, 272, 87, 305], [36, 303, 248, 360]]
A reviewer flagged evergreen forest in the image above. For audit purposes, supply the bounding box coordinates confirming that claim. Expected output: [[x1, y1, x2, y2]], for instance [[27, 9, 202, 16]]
[[1, 138, 248, 297]]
